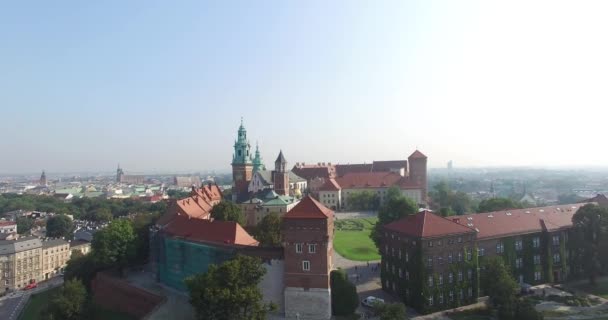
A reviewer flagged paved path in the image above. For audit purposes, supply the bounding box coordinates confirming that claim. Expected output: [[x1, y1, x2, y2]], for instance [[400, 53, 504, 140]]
[[0, 276, 64, 320], [334, 211, 377, 220]]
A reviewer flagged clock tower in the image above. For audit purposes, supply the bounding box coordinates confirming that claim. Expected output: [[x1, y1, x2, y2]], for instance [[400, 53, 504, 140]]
[[231, 118, 253, 202]]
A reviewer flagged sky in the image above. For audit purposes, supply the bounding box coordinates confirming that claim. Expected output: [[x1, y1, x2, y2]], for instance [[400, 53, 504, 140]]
[[1, 0, 607, 174]]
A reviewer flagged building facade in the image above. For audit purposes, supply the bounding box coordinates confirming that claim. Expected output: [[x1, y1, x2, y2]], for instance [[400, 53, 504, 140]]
[[42, 239, 70, 280], [380, 203, 586, 314]]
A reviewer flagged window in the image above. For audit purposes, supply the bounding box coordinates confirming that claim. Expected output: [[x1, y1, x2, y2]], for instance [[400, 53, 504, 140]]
[[534, 255, 540, 265], [516, 257, 523, 269], [458, 271, 463, 282], [459, 289, 464, 300], [515, 240, 523, 251], [398, 249, 402, 259], [302, 260, 310, 271], [439, 293, 444, 304], [496, 241, 504, 254], [391, 248, 395, 257], [405, 271, 410, 280], [399, 268, 403, 278], [385, 245, 389, 254], [428, 295, 434, 306], [458, 252, 463, 262], [448, 273, 453, 283], [553, 235, 560, 246], [449, 290, 454, 302], [479, 248, 485, 256], [448, 253, 453, 263], [468, 287, 473, 298], [427, 257, 433, 267], [439, 274, 444, 286], [437, 240, 442, 246], [458, 236, 462, 243], [428, 241, 433, 247], [468, 269, 473, 280], [467, 249, 472, 261], [428, 276, 434, 287], [534, 271, 542, 281], [533, 237, 540, 248], [295, 243, 303, 253], [405, 252, 409, 262], [438, 256, 444, 265], [308, 244, 316, 253], [553, 253, 560, 263]]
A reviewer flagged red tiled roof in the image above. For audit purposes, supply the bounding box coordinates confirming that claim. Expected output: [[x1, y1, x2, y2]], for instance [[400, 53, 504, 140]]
[[163, 216, 259, 246], [156, 186, 222, 226], [0, 221, 16, 227], [408, 150, 427, 159], [319, 179, 341, 191], [385, 211, 475, 238], [284, 196, 333, 219], [291, 165, 336, 180], [335, 172, 402, 189], [455, 203, 585, 239], [581, 194, 608, 207]]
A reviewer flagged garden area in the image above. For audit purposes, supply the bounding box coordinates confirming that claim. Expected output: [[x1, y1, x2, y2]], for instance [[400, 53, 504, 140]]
[[334, 217, 380, 261], [571, 277, 608, 299]]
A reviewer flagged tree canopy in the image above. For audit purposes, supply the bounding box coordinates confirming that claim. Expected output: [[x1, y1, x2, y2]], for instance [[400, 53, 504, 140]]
[[210, 201, 245, 225], [373, 302, 407, 320], [91, 219, 136, 274], [16, 216, 34, 234], [347, 190, 380, 211], [46, 214, 74, 238], [254, 212, 282, 247], [186, 255, 275, 320], [372, 186, 418, 249], [477, 197, 522, 213], [330, 269, 359, 316], [429, 181, 474, 215], [481, 257, 519, 319], [570, 203, 608, 285], [45, 278, 87, 320]]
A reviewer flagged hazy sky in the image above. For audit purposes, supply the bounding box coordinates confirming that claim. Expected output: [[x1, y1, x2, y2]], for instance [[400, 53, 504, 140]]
[[1, 1, 607, 174]]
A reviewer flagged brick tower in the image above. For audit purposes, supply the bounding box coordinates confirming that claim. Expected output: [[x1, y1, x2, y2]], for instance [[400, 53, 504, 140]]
[[273, 150, 289, 196], [408, 150, 428, 200], [231, 118, 253, 202], [282, 196, 333, 320], [39, 170, 47, 186]]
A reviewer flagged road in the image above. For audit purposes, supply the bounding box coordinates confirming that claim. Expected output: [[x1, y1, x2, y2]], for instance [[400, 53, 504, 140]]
[[0, 276, 64, 320]]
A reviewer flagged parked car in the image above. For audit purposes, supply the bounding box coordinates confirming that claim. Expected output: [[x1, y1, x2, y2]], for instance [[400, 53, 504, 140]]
[[361, 296, 384, 307], [23, 282, 37, 290]]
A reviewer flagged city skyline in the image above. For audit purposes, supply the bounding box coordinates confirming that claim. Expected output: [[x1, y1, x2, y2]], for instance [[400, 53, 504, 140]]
[[2, 1, 608, 173]]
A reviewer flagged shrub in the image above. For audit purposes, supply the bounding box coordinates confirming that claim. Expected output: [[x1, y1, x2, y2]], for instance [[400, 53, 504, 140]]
[[330, 269, 359, 316]]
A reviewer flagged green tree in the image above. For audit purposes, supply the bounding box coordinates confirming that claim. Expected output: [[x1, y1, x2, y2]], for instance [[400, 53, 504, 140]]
[[430, 182, 474, 215], [129, 213, 159, 265], [481, 257, 519, 319], [46, 214, 74, 238], [210, 201, 245, 225], [91, 219, 135, 274], [16, 216, 34, 234], [347, 190, 380, 210], [570, 204, 608, 285], [478, 198, 522, 213], [46, 278, 87, 320], [514, 299, 544, 320], [255, 213, 282, 247], [64, 253, 102, 290], [372, 186, 418, 249], [186, 255, 275, 320], [373, 302, 407, 320], [92, 207, 113, 222], [167, 189, 192, 199], [330, 269, 358, 316]]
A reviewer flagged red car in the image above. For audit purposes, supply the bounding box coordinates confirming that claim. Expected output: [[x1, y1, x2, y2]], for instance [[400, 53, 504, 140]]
[[23, 282, 37, 290]]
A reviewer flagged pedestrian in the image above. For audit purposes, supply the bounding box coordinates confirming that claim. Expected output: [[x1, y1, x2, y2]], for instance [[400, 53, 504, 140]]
[[367, 261, 370, 268]]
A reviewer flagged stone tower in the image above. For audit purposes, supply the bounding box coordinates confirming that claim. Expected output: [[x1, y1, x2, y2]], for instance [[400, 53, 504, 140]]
[[252, 142, 266, 173], [39, 170, 47, 186], [282, 196, 333, 320], [273, 150, 289, 196], [408, 150, 428, 200], [231, 118, 253, 201]]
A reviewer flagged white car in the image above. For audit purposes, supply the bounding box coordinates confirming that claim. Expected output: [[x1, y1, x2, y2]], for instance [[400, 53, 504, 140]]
[[361, 296, 384, 307]]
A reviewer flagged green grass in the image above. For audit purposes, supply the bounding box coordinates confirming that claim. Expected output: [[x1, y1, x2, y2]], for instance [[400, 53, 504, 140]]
[[334, 218, 381, 261], [19, 286, 61, 320], [89, 304, 137, 320], [571, 278, 608, 299], [448, 308, 493, 320]]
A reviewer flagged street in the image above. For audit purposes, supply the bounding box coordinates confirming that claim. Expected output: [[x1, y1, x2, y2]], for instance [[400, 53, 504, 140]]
[[0, 276, 64, 320]]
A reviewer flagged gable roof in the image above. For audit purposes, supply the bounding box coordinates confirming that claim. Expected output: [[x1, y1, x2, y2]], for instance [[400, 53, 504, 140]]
[[319, 178, 341, 191], [385, 211, 475, 238], [455, 203, 585, 239], [335, 164, 373, 177], [275, 150, 287, 164], [163, 217, 259, 246], [408, 150, 427, 159], [291, 165, 336, 180], [283, 196, 333, 219], [156, 185, 222, 226]]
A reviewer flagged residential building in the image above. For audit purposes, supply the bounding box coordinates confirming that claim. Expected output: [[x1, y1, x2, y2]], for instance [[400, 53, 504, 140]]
[[70, 240, 91, 257], [0, 236, 43, 292], [42, 238, 70, 280], [241, 190, 299, 226], [173, 175, 202, 188], [380, 203, 586, 314], [291, 163, 336, 198], [0, 221, 17, 234]]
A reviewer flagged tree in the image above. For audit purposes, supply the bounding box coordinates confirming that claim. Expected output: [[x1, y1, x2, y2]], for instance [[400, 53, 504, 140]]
[[64, 253, 102, 290], [92, 207, 113, 222], [372, 186, 418, 249], [429, 182, 474, 215], [347, 190, 380, 211], [514, 299, 544, 320], [570, 203, 608, 285], [210, 201, 245, 225], [255, 213, 282, 247], [167, 189, 192, 199], [481, 257, 519, 319], [373, 302, 407, 320], [478, 198, 522, 213], [46, 214, 74, 238], [557, 193, 583, 205], [186, 255, 275, 320], [330, 269, 358, 316], [91, 219, 135, 274], [128, 213, 159, 265], [46, 278, 87, 320], [16, 216, 34, 234]]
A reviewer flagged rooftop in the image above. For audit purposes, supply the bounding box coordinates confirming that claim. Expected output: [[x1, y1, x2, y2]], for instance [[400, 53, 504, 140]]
[[283, 196, 333, 219], [385, 210, 475, 239], [162, 217, 258, 246]]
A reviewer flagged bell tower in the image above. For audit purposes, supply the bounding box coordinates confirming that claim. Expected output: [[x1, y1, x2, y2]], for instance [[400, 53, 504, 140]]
[[231, 118, 253, 201], [273, 150, 289, 196]]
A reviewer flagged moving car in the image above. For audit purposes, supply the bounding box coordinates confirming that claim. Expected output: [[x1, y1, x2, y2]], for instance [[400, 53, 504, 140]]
[[361, 296, 384, 307], [23, 282, 37, 290]]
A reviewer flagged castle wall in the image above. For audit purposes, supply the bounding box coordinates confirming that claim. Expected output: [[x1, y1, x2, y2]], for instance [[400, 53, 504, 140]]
[[284, 287, 331, 320], [259, 259, 285, 313]]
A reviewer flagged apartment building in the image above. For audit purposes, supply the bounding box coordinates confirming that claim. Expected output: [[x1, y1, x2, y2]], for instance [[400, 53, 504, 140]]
[[42, 238, 70, 280]]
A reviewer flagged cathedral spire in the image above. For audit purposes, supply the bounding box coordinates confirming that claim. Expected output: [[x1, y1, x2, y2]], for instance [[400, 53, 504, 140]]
[[252, 141, 265, 173]]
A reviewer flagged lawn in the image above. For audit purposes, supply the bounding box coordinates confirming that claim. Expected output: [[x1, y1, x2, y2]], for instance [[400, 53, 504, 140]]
[[19, 286, 61, 320], [334, 218, 381, 261], [447, 308, 493, 320], [571, 278, 608, 299]]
